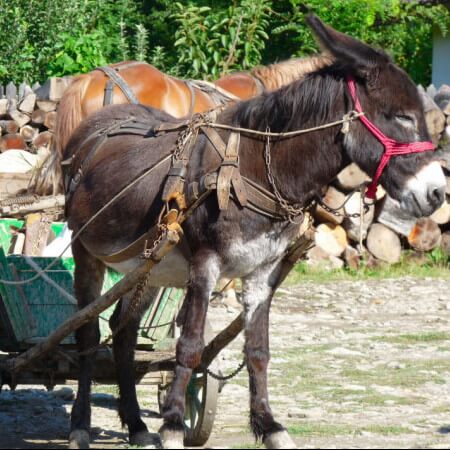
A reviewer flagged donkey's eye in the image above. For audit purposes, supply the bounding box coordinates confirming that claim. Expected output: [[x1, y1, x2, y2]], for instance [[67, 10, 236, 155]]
[[395, 114, 415, 124]]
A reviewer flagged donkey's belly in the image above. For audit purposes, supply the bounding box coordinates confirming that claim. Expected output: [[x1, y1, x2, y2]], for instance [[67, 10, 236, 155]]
[[106, 247, 189, 287]]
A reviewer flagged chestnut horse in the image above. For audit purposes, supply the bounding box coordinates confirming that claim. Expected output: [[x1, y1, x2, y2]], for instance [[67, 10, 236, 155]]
[[64, 14, 445, 449], [32, 55, 330, 196]]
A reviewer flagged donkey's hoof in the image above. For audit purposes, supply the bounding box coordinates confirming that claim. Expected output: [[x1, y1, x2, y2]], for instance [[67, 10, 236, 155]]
[[160, 427, 184, 449], [130, 430, 161, 449], [68, 429, 90, 449], [264, 430, 297, 449]]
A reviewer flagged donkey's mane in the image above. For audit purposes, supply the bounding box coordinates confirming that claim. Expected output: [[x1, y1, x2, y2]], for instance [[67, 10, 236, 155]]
[[236, 62, 346, 134], [251, 54, 333, 91]]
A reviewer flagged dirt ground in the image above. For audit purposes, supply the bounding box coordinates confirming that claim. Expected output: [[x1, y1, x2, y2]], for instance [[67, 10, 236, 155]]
[[2, 276, 450, 449]]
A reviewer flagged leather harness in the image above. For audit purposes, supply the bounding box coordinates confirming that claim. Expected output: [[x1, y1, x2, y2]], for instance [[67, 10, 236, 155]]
[[65, 114, 304, 264]]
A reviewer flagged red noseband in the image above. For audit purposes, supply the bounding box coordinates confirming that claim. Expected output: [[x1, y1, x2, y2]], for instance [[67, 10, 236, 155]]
[[347, 77, 435, 199]]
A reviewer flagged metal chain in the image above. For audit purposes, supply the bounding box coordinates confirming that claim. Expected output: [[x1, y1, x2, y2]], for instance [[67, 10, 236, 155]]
[[264, 133, 304, 223], [316, 185, 373, 219], [206, 358, 246, 382]]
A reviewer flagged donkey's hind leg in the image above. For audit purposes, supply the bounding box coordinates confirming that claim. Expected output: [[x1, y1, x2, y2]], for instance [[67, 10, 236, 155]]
[[109, 286, 162, 448], [69, 240, 105, 449], [242, 262, 296, 449], [159, 249, 220, 449]]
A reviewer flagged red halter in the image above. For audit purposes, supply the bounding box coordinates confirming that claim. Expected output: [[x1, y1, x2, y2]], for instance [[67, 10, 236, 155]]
[[346, 77, 435, 199]]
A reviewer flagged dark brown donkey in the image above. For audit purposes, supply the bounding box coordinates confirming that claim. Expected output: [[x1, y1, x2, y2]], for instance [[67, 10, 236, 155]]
[[64, 15, 446, 449]]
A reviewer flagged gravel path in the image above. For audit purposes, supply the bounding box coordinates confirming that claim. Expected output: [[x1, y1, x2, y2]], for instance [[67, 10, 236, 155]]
[[2, 276, 450, 449]]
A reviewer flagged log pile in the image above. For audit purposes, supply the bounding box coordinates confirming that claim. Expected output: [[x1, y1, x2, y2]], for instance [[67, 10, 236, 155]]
[[308, 83, 450, 269], [1, 76, 450, 268], [0, 78, 71, 160]]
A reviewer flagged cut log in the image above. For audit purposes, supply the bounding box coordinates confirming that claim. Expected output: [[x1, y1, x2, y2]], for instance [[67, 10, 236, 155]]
[[344, 245, 360, 270], [440, 231, 450, 256], [0, 99, 8, 116], [426, 84, 437, 99], [44, 111, 57, 131], [408, 218, 442, 251], [435, 84, 450, 116], [342, 191, 374, 242], [366, 223, 401, 264], [314, 186, 346, 224], [0, 134, 27, 152], [0, 120, 19, 134], [435, 146, 450, 172], [418, 85, 446, 144], [429, 199, 450, 224], [18, 93, 36, 114], [0, 173, 33, 199], [10, 109, 31, 128], [336, 163, 370, 191], [35, 77, 72, 101], [31, 109, 46, 125], [6, 82, 17, 100], [314, 222, 348, 257], [32, 131, 53, 149], [306, 245, 344, 270], [36, 100, 57, 112], [20, 125, 39, 143], [23, 213, 53, 256], [377, 195, 417, 236]]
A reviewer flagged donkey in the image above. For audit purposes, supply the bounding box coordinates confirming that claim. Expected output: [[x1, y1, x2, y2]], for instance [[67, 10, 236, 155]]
[[64, 14, 446, 449]]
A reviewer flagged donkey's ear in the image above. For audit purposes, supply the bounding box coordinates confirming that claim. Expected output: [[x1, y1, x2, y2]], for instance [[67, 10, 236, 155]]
[[306, 14, 389, 78]]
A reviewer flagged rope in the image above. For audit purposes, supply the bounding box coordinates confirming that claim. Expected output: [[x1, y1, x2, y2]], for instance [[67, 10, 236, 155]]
[[207, 111, 364, 138], [0, 154, 172, 286]]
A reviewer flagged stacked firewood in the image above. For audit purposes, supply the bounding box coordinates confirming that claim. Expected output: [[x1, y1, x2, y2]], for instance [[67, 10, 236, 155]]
[[308, 83, 450, 269], [0, 77, 71, 156]]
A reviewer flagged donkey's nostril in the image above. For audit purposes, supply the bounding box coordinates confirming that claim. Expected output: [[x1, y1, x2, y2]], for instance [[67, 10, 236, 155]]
[[428, 186, 445, 207]]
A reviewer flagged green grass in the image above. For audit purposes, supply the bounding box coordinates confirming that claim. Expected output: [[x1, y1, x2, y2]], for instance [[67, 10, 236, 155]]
[[341, 360, 449, 388], [283, 249, 450, 285], [287, 423, 413, 437], [371, 332, 450, 344]]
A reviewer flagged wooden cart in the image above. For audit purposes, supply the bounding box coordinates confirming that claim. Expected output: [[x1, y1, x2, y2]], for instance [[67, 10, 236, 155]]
[[0, 218, 220, 446]]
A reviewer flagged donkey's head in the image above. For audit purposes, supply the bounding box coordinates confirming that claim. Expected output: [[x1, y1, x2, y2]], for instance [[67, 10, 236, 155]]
[[307, 14, 445, 217]]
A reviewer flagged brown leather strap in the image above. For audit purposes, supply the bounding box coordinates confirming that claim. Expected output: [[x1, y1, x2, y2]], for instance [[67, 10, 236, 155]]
[[96, 66, 139, 104], [201, 127, 227, 159], [99, 227, 158, 264]]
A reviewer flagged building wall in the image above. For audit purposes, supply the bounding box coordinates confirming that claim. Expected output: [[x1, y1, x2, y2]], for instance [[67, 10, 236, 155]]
[[432, 27, 450, 87]]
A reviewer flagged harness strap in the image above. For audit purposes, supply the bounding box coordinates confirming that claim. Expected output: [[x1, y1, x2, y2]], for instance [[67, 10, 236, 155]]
[[97, 66, 140, 105], [184, 81, 197, 117], [347, 77, 435, 199]]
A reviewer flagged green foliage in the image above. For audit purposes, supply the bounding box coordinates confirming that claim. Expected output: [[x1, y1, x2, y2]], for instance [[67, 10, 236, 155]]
[[171, 0, 271, 79], [0, 0, 448, 85], [268, 0, 450, 85]]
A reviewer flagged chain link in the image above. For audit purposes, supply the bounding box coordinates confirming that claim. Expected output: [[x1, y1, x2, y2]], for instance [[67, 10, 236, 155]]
[[264, 133, 304, 224], [206, 359, 246, 382], [317, 185, 373, 219]]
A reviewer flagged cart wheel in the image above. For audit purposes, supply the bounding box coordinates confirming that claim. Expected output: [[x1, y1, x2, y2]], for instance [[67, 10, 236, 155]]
[[183, 369, 219, 447]]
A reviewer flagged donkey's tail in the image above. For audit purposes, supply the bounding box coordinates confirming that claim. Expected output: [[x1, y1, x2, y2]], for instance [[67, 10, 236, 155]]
[[31, 74, 91, 196]]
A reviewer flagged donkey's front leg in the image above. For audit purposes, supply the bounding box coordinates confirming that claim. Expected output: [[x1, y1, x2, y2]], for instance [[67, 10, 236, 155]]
[[243, 263, 296, 449], [69, 240, 105, 449], [159, 249, 220, 449]]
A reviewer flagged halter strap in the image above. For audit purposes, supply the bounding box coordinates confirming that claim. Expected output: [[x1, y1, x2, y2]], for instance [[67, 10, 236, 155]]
[[346, 77, 435, 199]]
